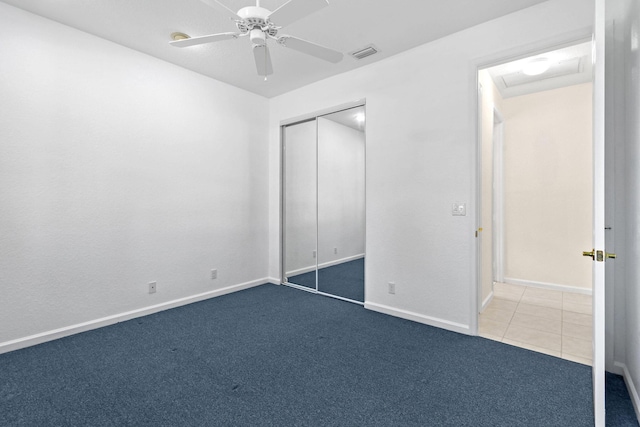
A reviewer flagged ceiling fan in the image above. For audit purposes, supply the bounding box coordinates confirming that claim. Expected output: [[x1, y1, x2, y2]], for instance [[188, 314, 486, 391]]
[[170, 0, 343, 78]]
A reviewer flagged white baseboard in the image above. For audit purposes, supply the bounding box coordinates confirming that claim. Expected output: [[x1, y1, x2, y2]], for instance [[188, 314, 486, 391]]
[[266, 277, 281, 285], [504, 277, 592, 295], [364, 302, 470, 335], [481, 290, 494, 313], [319, 254, 365, 270], [286, 254, 365, 277], [0, 278, 268, 355], [286, 264, 316, 277], [614, 362, 640, 425]]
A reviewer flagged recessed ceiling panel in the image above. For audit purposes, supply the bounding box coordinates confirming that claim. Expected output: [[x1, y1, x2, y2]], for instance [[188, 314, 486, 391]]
[[501, 57, 584, 87], [487, 41, 593, 98]]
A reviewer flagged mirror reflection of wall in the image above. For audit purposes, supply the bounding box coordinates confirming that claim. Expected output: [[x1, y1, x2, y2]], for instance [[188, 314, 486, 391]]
[[283, 105, 365, 303], [284, 120, 317, 290], [317, 109, 365, 301]]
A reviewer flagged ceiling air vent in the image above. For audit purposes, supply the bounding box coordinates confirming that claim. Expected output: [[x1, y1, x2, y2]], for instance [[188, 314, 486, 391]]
[[350, 45, 379, 60]]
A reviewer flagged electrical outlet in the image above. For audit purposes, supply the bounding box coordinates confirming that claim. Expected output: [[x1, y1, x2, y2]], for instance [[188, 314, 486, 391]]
[[211, 269, 217, 280], [388, 282, 396, 295], [148, 281, 157, 294], [334, 247, 338, 254], [312, 250, 317, 258]]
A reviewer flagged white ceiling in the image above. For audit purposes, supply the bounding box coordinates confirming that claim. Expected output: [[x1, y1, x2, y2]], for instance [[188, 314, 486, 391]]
[[487, 41, 593, 98], [2, 0, 550, 98]]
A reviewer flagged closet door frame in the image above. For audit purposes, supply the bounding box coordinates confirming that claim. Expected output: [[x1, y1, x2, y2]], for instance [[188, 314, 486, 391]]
[[281, 117, 318, 291], [280, 99, 366, 301]]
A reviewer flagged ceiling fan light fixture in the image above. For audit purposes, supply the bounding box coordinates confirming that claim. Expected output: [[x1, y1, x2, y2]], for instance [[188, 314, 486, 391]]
[[522, 57, 550, 76], [171, 32, 191, 41], [250, 28, 266, 46]]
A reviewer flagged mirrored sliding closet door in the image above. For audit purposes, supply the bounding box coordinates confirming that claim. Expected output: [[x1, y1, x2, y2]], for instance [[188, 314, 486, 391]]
[[283, 119, 318, 291], [283, 105, 366, 304]]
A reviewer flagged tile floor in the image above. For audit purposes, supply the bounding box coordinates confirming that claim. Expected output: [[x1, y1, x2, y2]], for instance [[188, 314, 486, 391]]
[[479, 282, 593, 365]]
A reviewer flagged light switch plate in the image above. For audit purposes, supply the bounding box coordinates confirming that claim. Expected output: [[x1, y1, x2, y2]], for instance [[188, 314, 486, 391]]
[[452, 202, 466, 216]]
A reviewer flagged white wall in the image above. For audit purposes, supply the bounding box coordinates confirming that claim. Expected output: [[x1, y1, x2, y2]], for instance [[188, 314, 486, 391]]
[[268, 0, 594, 332], [0, 4, 270, 348], [502, 83, 593, 291]]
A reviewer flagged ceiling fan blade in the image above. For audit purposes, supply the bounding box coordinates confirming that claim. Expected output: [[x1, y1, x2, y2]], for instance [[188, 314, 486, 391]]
[[253, 44, 274, 77], [170, 32, 239, 48], [199, 0, 241, 20], [278, 36, 343, 63], [268, 0, 328, 28]]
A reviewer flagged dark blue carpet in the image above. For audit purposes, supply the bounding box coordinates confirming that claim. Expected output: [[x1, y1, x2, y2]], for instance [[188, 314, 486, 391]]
[[287, 268, 316, 289], [289, 258, 364, 302], [0, 284, 637, 426]]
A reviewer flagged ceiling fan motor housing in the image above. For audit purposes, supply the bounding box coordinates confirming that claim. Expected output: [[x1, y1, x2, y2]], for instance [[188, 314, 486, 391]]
[[237, 6, 278, 41]]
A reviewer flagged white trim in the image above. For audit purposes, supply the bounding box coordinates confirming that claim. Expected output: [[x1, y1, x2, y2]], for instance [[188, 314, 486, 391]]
[[317, 291, 364, 306], [283, 281, 316, 293], [280, 99, 366, 127], [473, 79, 483, 335], [267, 277, 281, 285], [492, 108, 505, 284], [286, 254, 365, 277], [481, 290, 494, 313], [0, 279, 268, 355], [319, 254, 365, 270], [365, 302, 470, 335], [592, 1, 607, 424], [286, 264, 317, 277], [504, 277, 593, 295], [614, 362, 640, 425]]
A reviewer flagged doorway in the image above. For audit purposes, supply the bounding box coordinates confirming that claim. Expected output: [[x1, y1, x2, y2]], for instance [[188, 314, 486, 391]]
[[476, 41, 594, 364], [281, 103, 366, 304]]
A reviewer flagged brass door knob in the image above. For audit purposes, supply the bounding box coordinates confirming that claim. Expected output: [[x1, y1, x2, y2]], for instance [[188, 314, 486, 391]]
[[606, 252, 617, 260], [583, 250, 595, 260]]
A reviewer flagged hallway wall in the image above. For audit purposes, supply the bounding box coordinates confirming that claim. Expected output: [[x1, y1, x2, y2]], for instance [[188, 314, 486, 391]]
[[502, 83, 593, 291]]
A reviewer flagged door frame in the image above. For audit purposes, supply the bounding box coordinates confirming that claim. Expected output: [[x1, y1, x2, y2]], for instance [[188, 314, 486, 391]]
[[470, 27, 593, 332], [469, 24, 603, 423], [492, 107, 505, 285], [592, 0, 606, 422]]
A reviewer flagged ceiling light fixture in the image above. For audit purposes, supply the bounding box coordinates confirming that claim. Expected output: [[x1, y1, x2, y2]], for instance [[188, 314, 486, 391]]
[[522, 57, 550, 76], [171, 32, 191, 41]]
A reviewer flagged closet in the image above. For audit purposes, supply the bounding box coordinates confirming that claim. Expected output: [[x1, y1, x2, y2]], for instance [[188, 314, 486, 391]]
[[282, 105, 365, 303]]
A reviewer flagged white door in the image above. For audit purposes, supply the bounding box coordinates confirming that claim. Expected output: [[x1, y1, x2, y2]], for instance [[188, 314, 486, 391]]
[[591, 0, 606, 424]]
